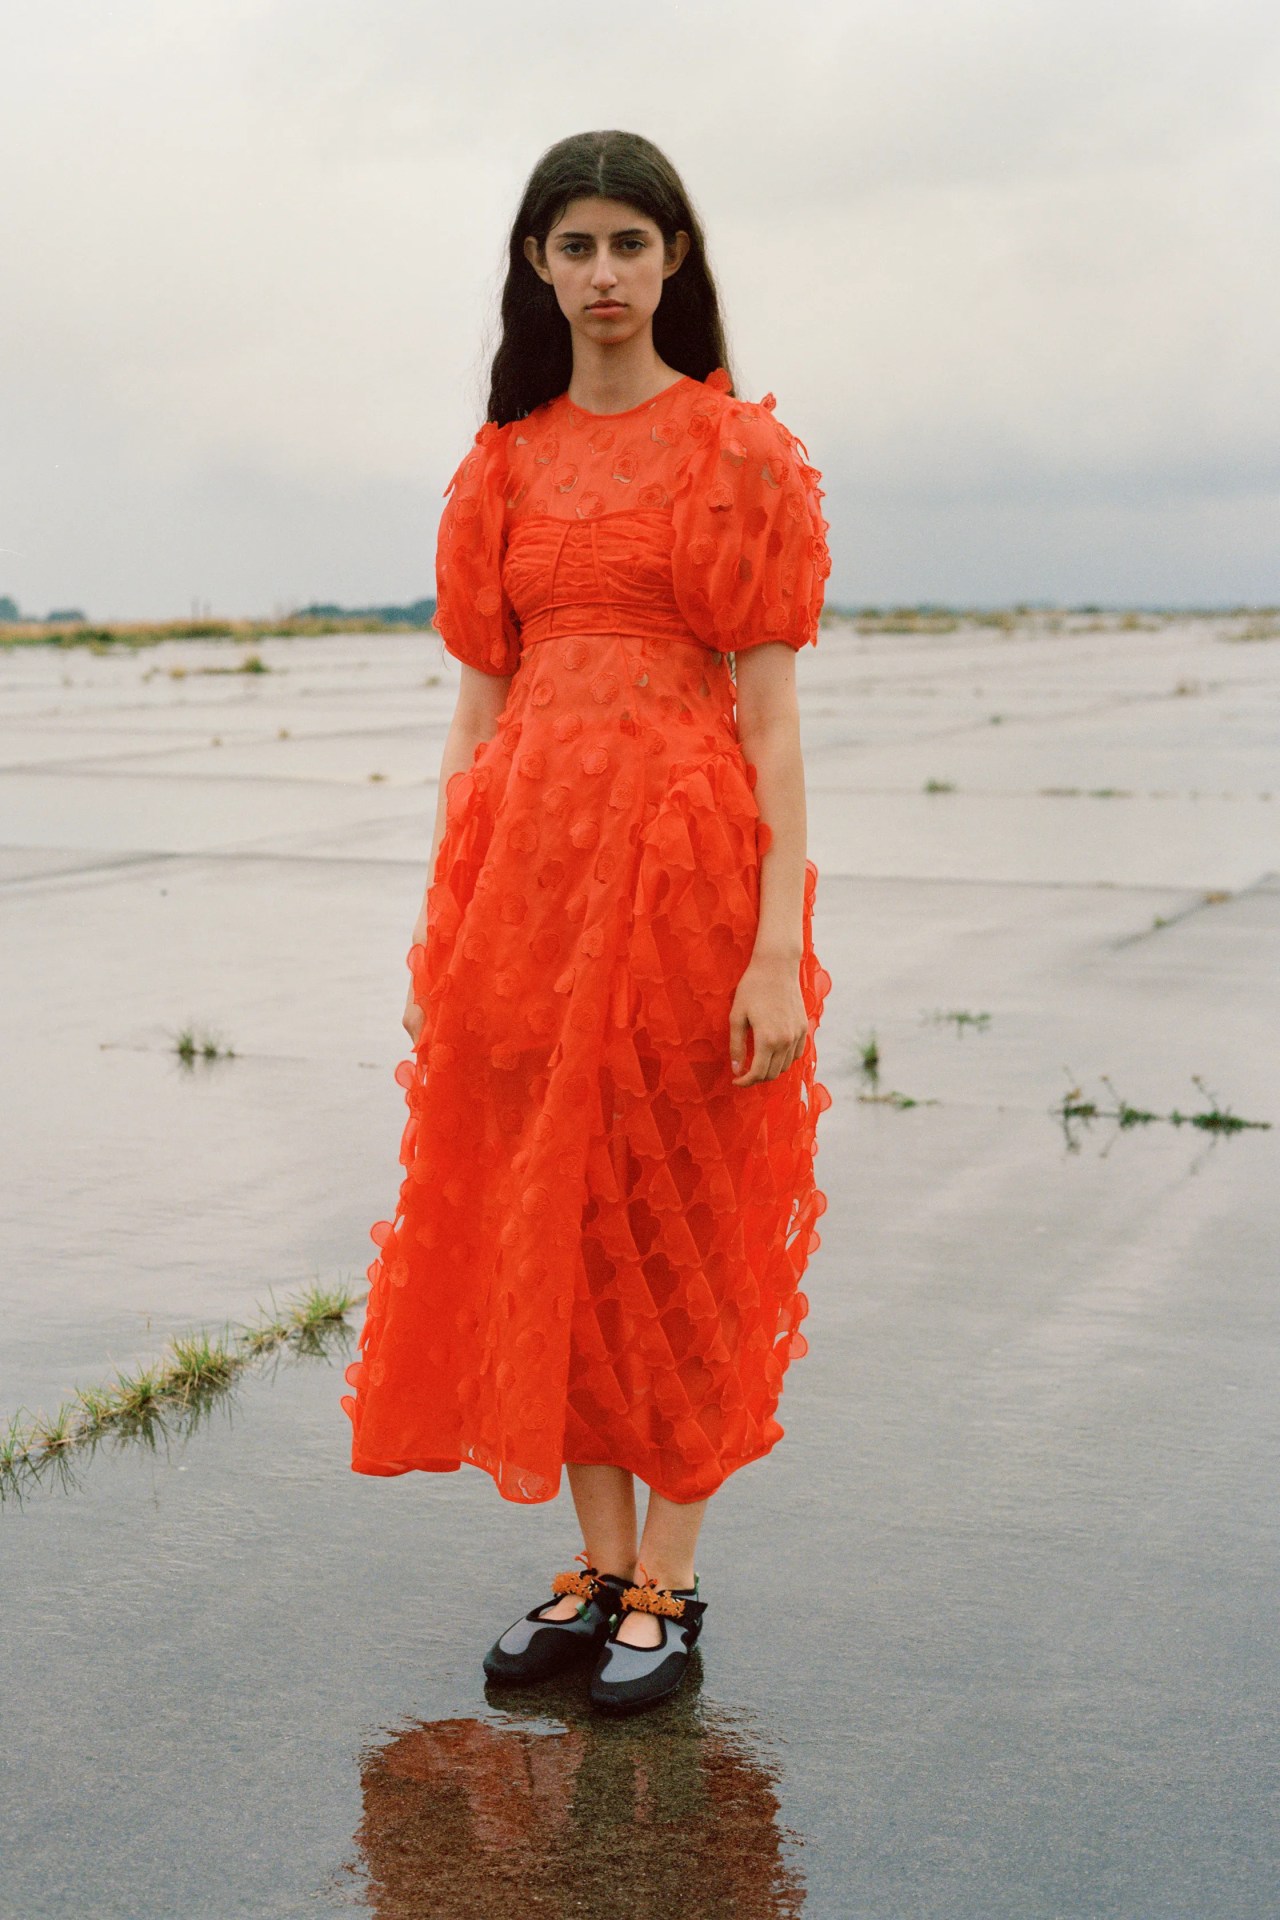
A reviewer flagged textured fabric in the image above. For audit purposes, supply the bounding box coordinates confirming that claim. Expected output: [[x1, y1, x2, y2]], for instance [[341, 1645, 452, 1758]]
[[343, 368, 834, 1505]]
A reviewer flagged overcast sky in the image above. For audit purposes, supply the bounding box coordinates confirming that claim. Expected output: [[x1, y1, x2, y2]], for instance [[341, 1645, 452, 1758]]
[[2, 0, 1277, 616]]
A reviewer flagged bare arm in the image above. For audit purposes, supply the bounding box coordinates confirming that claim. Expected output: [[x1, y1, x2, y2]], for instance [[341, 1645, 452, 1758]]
[[403, 660, 513, 1040], [728, 643, 810, 1086]]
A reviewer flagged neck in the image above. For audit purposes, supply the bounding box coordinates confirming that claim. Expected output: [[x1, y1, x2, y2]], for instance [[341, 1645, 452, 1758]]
[[566, 331, 679, 416]]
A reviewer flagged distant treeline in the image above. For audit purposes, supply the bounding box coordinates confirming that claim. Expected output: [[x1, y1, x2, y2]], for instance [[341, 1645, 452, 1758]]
[[0, 594, 86, 624], [295, 597, 437, 625], [0, 592, 437, 627]]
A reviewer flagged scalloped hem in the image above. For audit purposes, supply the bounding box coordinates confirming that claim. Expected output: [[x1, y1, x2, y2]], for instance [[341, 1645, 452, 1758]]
[[349, 1432, 787, 1506]]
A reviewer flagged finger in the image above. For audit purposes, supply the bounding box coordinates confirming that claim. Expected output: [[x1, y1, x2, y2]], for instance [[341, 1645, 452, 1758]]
[[737, 1044, 783, 1086], [728, 1008, 750, 1075]]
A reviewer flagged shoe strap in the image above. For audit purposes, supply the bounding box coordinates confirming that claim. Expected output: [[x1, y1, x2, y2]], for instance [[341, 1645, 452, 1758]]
[[618, 1561, 700, 1620], [550, 1548, 603, 1605], [549, 1549, 640, 1610]]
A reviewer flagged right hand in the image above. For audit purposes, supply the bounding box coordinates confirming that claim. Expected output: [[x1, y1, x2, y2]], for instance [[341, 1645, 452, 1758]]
[[403, 920, 427, 1046], [402, 979, 424, 1048]]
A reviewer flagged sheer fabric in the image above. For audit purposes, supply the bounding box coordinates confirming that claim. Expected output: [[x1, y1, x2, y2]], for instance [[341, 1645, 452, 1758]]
[[343, 369, 834, 1504]]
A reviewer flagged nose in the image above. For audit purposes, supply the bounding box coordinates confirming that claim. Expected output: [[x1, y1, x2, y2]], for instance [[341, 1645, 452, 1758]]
[[590, 250, 619, 291]]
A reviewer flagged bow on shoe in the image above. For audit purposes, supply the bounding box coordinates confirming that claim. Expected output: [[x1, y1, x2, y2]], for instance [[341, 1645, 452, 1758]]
[[550, 1548, 600, 1609], [619, 1561, 688, 1618]]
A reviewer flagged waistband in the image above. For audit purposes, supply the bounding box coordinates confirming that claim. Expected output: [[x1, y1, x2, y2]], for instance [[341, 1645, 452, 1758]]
[[517, 606, 712, 652]]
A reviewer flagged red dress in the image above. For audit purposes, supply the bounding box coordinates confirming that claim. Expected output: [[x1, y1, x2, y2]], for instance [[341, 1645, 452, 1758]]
[[342, 368, 834, 1504]]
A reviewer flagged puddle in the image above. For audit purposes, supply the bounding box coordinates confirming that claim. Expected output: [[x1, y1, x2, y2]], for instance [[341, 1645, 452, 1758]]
[[3, 620, 1278, 1916]]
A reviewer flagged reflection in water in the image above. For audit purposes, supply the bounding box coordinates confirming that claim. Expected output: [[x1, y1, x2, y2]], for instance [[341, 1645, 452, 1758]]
[[353, 1662, 805, 1918]]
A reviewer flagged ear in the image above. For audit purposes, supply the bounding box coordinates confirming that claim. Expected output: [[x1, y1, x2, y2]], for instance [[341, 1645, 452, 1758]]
[[523, 234, 552, 285], [662, 229, 691, 279]]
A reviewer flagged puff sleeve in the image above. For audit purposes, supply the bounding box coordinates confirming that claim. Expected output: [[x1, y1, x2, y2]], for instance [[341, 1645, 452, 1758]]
[[431, 421, 521, 676], [671, 391, 831, 655]]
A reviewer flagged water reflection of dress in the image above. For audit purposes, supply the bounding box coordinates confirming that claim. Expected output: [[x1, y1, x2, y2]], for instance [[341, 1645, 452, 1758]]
[[353, 1706, 805, 1917], [343, 369, 834, 1505]]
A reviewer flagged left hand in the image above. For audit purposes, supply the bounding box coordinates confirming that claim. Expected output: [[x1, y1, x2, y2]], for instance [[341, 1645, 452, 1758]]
[[728, 951, 808, 1086]]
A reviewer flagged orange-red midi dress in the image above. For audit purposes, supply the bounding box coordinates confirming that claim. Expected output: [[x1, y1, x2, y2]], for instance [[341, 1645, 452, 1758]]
[[342, 367, 834, 1504]]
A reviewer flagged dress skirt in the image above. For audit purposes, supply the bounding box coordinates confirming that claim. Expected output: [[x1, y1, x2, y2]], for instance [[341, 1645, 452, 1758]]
[[342, 622, 833, 1504]]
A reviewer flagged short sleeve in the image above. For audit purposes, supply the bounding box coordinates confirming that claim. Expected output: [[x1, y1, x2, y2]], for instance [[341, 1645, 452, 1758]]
[[431, 422, 521, 676], [671, 394, 831, 655]]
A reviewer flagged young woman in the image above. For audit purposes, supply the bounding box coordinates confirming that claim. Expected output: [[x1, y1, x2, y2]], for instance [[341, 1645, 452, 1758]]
[[342, 129, 833, 1715]]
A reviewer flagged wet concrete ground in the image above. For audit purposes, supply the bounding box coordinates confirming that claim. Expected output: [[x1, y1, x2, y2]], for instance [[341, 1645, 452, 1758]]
[[1, 613, 1277, 1917]]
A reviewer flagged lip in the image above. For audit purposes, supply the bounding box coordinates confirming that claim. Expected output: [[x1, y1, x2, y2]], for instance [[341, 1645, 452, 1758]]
[[586, 301, 625, 313]]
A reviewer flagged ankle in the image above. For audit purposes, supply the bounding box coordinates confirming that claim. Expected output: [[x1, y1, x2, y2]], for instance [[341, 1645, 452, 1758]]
[[585, 1554, 637, 1584], [633, 1563, 697, 1593]]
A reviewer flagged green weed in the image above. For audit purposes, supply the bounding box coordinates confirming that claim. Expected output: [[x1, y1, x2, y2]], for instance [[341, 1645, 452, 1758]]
[[0, 1282, 364, 1499], [857, 1089, 939, 1111], [1055, 1071, 1269, 1146], [1170, 1076, 1270, 1135], [172, 1024, 236, 1066], [925, 1009, 991, 1034]]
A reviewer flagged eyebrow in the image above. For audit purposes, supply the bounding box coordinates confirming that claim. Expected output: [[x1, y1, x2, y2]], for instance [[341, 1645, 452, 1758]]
[[554, 227, 650, 241]]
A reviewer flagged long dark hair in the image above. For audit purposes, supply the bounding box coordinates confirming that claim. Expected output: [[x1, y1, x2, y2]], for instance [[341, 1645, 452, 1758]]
[[486, 131, 733, 426]]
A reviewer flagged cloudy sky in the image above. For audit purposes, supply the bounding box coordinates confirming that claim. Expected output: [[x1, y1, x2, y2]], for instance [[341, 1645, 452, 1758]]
[[2, 0, 1277, 616]]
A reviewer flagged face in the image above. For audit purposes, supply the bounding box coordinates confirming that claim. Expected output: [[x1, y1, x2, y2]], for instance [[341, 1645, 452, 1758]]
[[523, 196, 690, 348]]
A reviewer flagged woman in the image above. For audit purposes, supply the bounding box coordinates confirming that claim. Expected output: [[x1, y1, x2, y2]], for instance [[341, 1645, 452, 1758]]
[[342, 129, 833, 1715]]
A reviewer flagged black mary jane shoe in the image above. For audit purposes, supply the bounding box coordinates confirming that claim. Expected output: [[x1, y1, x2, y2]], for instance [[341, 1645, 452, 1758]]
[[482, 1556, 632, 1685], [588, 1572, 707, 1716]]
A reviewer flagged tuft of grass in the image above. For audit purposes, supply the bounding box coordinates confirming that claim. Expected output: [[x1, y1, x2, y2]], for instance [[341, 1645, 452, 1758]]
[[923, 778, 955, 794], [111, 1365, 163, 1424], [856, 1030, 880, 1082], [1055, 1071, 1269, 1145], [924, 1009, 991, 1034], [163, 1332, 238, 1399], [1170, 1075, 1270, 1135], [1056, 1084, 1100, 1124], [0, 1281, 364, 1499], [31, 1406, 77, 1456], [857, 1088, 938, 1111], [172, 1023, 236, 1066], [1099, 1077, 1159, 1128]]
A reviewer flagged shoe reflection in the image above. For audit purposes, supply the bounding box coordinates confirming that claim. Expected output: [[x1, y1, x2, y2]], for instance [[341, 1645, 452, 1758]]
[[353, 1658, 805, 1917]]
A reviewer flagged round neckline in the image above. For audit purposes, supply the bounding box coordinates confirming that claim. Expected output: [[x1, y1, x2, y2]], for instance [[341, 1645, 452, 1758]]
[[558, 374, 695, 421]]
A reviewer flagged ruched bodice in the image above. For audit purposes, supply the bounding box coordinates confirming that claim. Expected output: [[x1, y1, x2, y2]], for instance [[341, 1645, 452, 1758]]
[[343, 368, 834, 1507], [504, 515, 697, 651]]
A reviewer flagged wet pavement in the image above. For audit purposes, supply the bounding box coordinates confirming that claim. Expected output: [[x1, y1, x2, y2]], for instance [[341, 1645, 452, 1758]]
[[2, 614, 1277, 1917]]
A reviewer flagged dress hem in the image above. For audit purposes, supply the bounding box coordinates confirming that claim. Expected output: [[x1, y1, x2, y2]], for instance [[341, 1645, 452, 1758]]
[[350, 1432, 786, 1506]]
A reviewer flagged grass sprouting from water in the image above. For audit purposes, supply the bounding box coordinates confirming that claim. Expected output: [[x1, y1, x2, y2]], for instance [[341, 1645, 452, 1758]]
[[856, 1088, 939, 1111], [1055, 1071, 1270, 1148], [172, 1024, 237, 1066], [0, 1281, 363, 1499], [924, 1009, 992, 1034]]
